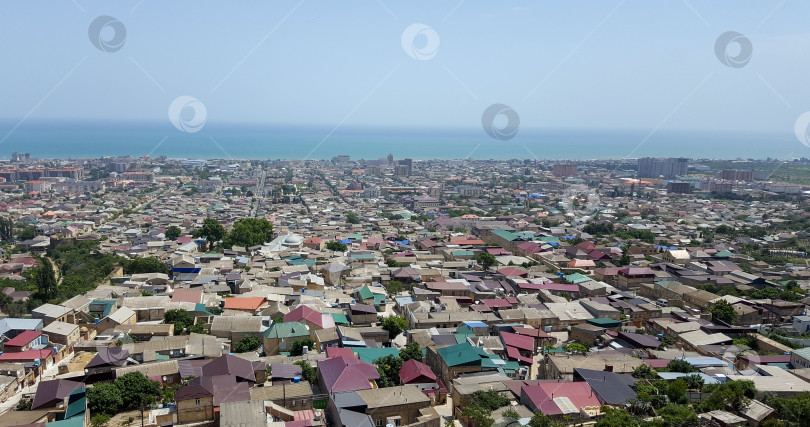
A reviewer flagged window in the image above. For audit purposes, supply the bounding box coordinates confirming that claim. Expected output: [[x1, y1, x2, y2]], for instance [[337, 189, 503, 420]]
[[195, 398, 200, 406], [377, 419, 382, 426], [301, 399, 307, 406], [291, 400, 296, 407]]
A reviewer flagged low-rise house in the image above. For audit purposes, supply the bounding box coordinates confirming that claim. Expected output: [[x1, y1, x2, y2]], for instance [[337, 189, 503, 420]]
[[318, 355, 380, 393], [262, 321, 311, 355], [31, 303, 72, 325], [210, 315, 262, 342], [42, 321, 80, 349]]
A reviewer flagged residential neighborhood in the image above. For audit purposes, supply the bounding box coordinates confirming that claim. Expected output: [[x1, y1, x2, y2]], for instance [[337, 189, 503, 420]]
[[0, 154, 810, 426]]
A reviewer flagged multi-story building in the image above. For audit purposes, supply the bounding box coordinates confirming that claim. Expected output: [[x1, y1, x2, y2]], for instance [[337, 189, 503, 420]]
[[666, 181, 691, 194], [552, 164, 578, 178], [121, 172, 155, 182], [719, 169, 754, 181], [637, 157, 688, 178]]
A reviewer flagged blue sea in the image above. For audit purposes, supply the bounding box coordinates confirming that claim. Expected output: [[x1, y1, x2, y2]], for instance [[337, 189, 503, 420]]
[[0, 121, 803, 160]]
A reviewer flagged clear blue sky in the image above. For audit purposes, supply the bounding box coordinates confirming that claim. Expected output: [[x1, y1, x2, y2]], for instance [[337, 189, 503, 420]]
[[1, 0, 808, 136]]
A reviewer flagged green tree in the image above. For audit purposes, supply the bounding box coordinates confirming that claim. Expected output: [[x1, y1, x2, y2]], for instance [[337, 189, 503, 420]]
[[223, 218, 274, 248], [665, 359, 695, 373], [400, 342, 422, 362], [763, 391, 810, 427], [596, 407, 638, 427], [502, 409, 520, 420], [709, 299, 738, 324], [123, 257, 169, 275], [384, 280, 403, 295], [666, 380, 688, 404], [87, 382, 123, 415], [193, 218, 225, 249], [374, 354, 403, 388], [564, 343, 589, 354], [33, 257, 58, 300], [698, 380, 756, 412], [326, 240, 347, 252], [470, 389, 510, 410], [682, 374, 704, 390], [475, 252, 497, 270], [381, 315, 408, 339], [529, 412, 553, 427], [116, 372, 161, 410], [16, 225, 36, 241], [346, 212, 360, 224], [632, 364, 658, 380], [164, 309, 195, 335], [289, 338, 316, 356], [293, 360, 318, 384], [463, 404, 494, 427], [15, 398, 32, 411], [234, 335, 262, 353], [164, 226, 182, 241]]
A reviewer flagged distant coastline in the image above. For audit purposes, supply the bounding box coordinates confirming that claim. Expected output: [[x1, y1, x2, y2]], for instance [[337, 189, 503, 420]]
[[0, 121, 801, 161]]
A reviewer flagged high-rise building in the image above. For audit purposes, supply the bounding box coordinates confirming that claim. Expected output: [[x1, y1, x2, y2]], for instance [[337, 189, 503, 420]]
[[398, 159, 413, 176], [11, 152, 30, 162], [637, 158, 688, 178], [552, 164, 578, 178]]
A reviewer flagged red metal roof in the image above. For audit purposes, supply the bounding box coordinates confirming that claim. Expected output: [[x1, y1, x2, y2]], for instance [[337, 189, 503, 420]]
[[501, 332, 535, 351], [521, 382, 601, 416], [399, 359, 438, 384], [5, 330, 41, 347]]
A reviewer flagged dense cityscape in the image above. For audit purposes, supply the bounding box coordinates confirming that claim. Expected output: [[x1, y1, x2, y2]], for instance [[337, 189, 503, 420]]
[[0, 153, 808, 426]]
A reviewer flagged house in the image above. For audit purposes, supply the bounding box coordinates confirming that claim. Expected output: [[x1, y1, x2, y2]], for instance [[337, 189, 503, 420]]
[[3, 330, 46, 353], [42, 321, 80, 348], [174, 375, 251, 424], [262, 321, 311, 355], [210, 315, 262, 342], [285, 305, 336, 331], [31, 303, 72, 325], [349, 304, 378, 325], [317, 355, 380, 393], [520, 381, 602, 420], [424, 342, 502, 391], [95, 306, 137, 331], [354, 385, 432, 426], [85, 347, 131, 375], [204, 353, 265, 383], [573, 368, 637, 406], [223, 296, 266, 314]]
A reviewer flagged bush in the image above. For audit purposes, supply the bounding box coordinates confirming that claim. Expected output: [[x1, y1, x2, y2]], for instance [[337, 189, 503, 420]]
[[90, 414, 112, 427], [234, 335, 261, 353], [290, 338, 316, 356]]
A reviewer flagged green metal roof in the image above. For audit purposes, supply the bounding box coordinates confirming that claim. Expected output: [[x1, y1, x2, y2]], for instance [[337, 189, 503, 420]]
[[263, 321, 310, 339], [437, 342, 494, 367], [356, 286, 374, 300], [63, 388, 86, 419], [587, 318, 622, 328], [451, 250, 474, 256], [330, 313, 350, 324], [492, 229, 518, 242], [350, 253, 376, 259], [565, 273, 592, 284]]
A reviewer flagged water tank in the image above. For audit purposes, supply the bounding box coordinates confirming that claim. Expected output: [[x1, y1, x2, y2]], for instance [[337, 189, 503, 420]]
[[293, 376, 301, 383], [302, 346, 309, 355]]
